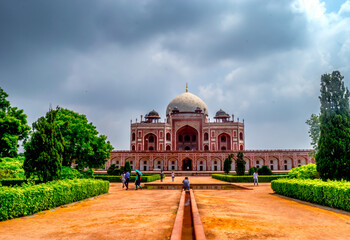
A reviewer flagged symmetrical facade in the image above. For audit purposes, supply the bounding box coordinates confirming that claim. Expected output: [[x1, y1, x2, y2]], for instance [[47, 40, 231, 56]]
[[107, 86, 314, 171]]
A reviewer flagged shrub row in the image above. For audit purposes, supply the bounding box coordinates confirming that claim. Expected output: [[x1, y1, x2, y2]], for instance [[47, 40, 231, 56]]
[[0, 179, 38, 187], [212, 174, 288, 182], [0, 178, 109, 221], [94, 174, 162, 182], [271, 178, 350, 212]]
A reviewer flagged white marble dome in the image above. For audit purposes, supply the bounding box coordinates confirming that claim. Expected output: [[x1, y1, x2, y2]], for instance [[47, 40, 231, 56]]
[[166, 91, 208, 116]]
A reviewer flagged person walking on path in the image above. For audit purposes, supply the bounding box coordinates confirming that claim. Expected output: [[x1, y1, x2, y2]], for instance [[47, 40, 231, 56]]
[[121, 171, 126, 189], [182, 177, 190, 190], [135, 172, 142, 190], [253, 170, 259, 186], [160, 170, 164, 182], [125, 171, 131, 190], [171, 172, 175, 182]]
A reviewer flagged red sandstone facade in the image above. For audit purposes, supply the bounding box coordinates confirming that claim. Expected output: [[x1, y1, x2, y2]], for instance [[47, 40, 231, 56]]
[[106, 87, 314, 171]]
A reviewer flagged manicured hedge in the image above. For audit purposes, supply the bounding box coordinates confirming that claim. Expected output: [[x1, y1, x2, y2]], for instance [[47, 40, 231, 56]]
[[0, 179, 109, 221], [271, 179, 350, 212], [212, 174, 288, 182], [0, 179, 30, 187], [94, 174, 162, 182]]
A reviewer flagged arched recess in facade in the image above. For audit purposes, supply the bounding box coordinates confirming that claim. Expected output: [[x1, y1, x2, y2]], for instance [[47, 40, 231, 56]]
[[269, 156, 279, 170], [243, 157, 250, 170], [182, 158, 193, 170], [140, 157, 150, 171], [144, 133, 157, 150], [283, 157, 293, 170], [254, 157, 265, 169], [297, 156, 307, 167], [168, 158, 178, 171], [211, 157, 221, 171], [197, 158, 207, 171], [153, 158, 164, 170], [218, 133, 231, 150], [176, 125, 198, 150], [110, 157, 121, 168], [125, 157, 135, 170]]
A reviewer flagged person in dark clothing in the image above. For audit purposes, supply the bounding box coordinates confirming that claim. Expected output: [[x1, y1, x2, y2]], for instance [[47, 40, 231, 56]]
[[182, 177, 190, 190], [135, 172, 142, 190], [160, 171, 164, 182], [125, 171, 130, 190]]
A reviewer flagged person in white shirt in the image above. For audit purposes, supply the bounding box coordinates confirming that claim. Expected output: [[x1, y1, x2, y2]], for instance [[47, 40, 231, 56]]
[[253, 171, 259, 186], [121, 171, 126, 189], [171, 172, 175, 182]]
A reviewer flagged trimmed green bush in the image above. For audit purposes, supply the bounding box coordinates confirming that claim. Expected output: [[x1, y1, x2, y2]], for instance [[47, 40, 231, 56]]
[[0, 178, 109, 221], [271, 178, 350, 212], [212, 174, 287, 183], [107, 164, 120, 176], [248, 167, 258, 175], [94, 174, 162, 182], [258, 165, 272, 175], [288, 163, 319, 179]]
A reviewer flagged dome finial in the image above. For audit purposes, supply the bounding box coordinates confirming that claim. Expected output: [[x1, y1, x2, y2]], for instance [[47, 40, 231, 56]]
[[186, 83, 188, 92]]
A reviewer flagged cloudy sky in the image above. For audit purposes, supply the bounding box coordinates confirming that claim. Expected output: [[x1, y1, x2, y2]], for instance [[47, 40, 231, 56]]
[[1, 0, 350, 151]]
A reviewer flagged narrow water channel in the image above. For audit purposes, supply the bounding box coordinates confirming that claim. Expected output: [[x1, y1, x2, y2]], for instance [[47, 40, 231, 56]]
[[144, 184, 244, 190], [182, 191, 195, 240]]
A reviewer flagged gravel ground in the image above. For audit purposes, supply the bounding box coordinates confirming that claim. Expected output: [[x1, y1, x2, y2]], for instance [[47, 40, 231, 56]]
[[194, 182, 350, 240], [0, 176, 349, 240]]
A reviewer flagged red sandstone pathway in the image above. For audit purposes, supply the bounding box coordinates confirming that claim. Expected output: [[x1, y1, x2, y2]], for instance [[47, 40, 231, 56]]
[[0, 176, 349, 240], [0, 183, 180, 240], [194, 181, 350, 240]]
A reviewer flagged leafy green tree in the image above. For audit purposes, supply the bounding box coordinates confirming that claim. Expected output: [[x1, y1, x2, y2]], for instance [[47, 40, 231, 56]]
[[23, 107, 64, 182], [0, 87, 30, 157], [0, 156, 25, 179], [224, 154, 233, 174], [55, 108, 113, 169], [316, 71, 350, 181], [306, 114, 320, 154], [235, 152, 245, 175], [124, 161, 131, 173]]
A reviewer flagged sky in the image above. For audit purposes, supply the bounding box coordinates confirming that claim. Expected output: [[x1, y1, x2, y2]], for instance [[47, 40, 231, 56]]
[[1, 0, 350, 151]]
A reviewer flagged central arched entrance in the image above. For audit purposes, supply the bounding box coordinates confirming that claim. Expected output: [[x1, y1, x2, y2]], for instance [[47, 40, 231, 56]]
[[182, 158, 192, 171], [176, 125, 198, 150]]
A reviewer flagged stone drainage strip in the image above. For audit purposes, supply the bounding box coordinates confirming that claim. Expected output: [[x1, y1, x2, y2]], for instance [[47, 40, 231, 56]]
[[142, 183, 250, 240], [170, 190, 206, 240]]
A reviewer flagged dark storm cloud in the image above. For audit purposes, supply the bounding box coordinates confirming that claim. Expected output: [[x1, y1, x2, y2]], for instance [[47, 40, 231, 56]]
[[1, 0, 349, 150]]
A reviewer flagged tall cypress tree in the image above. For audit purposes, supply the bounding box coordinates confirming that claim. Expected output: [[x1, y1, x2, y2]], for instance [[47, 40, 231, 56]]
[[23, 107, 64, 182], [316, 71, 350, 181], [236, 152, 246, 176], [224, 154, 234, 174]]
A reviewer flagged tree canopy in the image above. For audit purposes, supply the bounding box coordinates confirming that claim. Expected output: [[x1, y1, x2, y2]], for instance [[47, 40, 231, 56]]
[[316, 71, 350, 181], [305, 114, 320, 154], [236, 152, 245, 175], [224, 154, 233, 174], [23, 107, 64, 182], [0, 87, 30, 157], [56, 108, 113, 169]]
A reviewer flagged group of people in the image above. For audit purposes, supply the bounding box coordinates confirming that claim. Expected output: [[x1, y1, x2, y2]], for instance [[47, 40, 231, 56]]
[[119, 170, 259, 190], [120, 171, 142, 190], [160, 171, 175, 182], [120, 170, 190, 190]]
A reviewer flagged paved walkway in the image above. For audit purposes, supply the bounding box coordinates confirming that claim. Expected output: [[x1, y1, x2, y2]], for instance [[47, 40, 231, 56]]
[[0, 176, 349, 240]]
